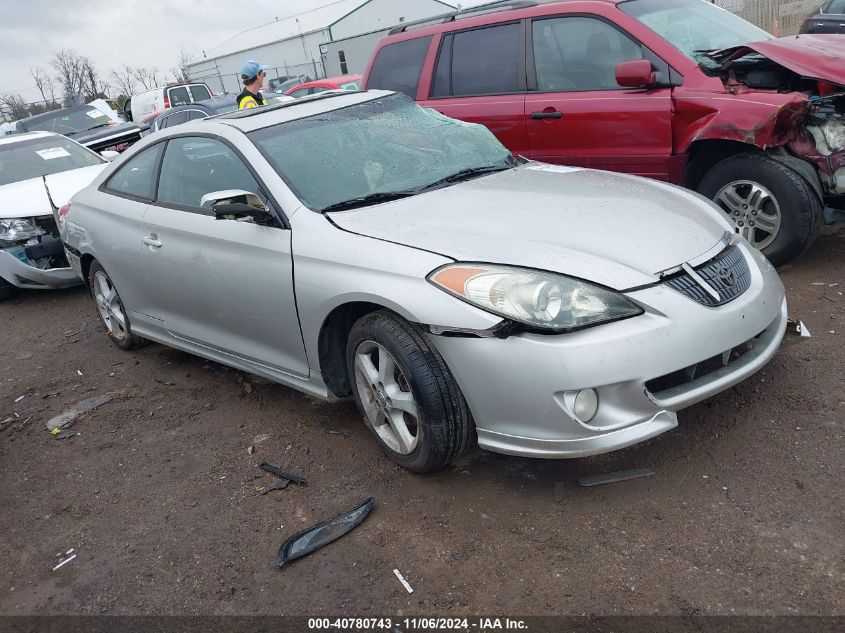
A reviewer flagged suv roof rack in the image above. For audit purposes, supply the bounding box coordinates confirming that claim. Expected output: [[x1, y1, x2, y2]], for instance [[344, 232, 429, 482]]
[[388, 0, 539, 35]]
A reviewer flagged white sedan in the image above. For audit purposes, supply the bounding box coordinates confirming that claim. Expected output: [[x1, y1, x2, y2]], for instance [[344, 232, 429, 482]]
[[0, 131, 107, 301]]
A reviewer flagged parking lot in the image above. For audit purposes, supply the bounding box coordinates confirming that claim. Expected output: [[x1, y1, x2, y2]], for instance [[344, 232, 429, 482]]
[[0, 225, 842, 617]]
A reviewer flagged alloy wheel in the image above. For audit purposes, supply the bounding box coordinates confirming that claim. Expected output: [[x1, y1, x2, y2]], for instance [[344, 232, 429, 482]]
[[714, 180, 782, 250], [93, 270, 128, 341], [353, 340, 419, 455]]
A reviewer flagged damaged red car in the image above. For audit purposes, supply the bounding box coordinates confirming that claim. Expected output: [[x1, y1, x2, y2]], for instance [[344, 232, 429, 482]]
[[363, 0, 845, 265]]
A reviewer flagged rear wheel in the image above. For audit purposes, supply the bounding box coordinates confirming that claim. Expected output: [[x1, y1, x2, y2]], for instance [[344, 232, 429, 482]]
[[697, 152, 823, 267], [0, 278, 17, 302], [87, 261, 145, 350], [346, 310, 473, 473]]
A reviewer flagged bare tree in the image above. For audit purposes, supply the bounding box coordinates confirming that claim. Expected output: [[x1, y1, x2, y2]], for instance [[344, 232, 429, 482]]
[[169, 49, 195, 83], [0, 94, 31, 121], [51, 49, 86, 97], [82, 58, 100, 99], [128, 66, 162, 90], [30, 66, 58, 106], [110, 65, 137, 98]]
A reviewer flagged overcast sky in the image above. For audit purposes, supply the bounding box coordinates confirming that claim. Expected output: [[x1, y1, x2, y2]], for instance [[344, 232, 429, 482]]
[[0, 0, 491, 103]]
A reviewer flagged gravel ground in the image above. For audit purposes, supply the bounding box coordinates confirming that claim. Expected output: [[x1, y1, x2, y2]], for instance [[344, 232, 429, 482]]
[[1, 227, 843, 617]]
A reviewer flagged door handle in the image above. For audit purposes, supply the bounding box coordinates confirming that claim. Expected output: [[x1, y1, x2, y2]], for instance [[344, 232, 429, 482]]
[[531, 111, 563, 120], [143, 235, 162, 248]]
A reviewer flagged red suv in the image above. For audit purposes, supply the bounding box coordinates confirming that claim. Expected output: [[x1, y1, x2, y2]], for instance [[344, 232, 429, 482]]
[[362, 0, 845, 265]]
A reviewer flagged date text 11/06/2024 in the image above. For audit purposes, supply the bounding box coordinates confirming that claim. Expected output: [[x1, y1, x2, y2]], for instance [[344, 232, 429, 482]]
[[307, 618, 529, 631]]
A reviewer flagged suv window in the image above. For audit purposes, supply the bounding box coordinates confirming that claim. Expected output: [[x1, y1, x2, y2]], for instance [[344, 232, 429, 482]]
[[185, 110, 208, 122], [434, 23, 521, 98], [160, 111, 189, 129], [289, 88, 312, 98], [189, 85, 212, 102], [168, 86, 190, 107], [532, 17, 644, 91], [156, 137, 261, 212], [104, 143, 163, 200], [366, 36, 432, 99]]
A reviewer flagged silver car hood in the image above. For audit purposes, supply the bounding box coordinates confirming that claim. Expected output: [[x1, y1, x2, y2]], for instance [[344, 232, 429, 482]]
[[328, 164, 731, 290], [0, 164, 106, 219]]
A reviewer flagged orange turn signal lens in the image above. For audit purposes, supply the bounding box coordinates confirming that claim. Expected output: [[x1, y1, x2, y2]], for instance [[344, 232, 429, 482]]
[[429, 266, 489, 295]]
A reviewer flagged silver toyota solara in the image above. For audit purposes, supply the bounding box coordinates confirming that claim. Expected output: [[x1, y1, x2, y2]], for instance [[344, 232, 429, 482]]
[[60, 90, 788, 473]]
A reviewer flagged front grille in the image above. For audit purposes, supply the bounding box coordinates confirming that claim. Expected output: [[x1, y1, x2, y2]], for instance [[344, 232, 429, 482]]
[[87, 131, 142, 153], [645, 329, 764, 395], [663, 246, 750, 307]]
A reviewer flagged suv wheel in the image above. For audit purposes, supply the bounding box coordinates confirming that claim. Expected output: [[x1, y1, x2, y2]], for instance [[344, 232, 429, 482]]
[[87, 261, 145, 350], [697, 152, 823, 267], [0, 278, 17, 302], [346, 310, 474, 473]]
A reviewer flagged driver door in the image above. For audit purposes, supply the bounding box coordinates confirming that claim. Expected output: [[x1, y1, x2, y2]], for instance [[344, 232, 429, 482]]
[[141, 136, 308, 377]]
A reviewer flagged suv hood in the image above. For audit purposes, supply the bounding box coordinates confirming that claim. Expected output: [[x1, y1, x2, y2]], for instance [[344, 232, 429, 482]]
[[714, 35, 845, 86], [328, 165, 732, 290], [0, 164, 105, 219]]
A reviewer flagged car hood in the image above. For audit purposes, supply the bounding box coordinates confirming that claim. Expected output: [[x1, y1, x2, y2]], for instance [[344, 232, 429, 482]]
[[0, 164, 106, 219], [714, 35, 845, 86], [328, 164, 732, 290]]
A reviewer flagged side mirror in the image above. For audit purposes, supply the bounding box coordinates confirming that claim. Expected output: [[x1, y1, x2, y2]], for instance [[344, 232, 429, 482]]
[[201, 190, 274, 226], [615, 59, 656, 89], [100, 150, 120, 161]]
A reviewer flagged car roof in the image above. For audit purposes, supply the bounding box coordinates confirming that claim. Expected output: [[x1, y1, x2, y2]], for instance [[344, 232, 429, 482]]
[[209, 89, 393, 133], [17, 104, 97, 126], [0, 130, 60, 146]]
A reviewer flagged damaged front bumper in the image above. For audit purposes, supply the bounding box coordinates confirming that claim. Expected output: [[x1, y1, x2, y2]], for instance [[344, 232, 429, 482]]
[[0, 245, 82, 290], [429, 245, 788, 459]]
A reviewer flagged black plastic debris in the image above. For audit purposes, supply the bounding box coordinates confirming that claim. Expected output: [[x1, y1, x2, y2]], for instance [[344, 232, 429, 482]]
[[259, 462, 307, 485], [320, 421, 348, 437], [276, 497, 374, 568], [577, 468, 656, 487]]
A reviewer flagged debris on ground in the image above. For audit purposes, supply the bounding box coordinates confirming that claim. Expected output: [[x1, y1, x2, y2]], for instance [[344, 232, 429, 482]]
[[553, 481, 567, 502], [14, 395, 25, 403], [247, 445, 255, 456], [577, 468, 656, 487], [319, 421, 348, 437], [155, 377, 176, 386], [45, 393, 116, 431], [276, 497, 375, 568], [76, 369, 83, 376], [253, 434, 271, 445], [393, 569, 414, 594], [52, 549, 76, 571], [259, 462, 307, 484], [53, 430, 76, 440]]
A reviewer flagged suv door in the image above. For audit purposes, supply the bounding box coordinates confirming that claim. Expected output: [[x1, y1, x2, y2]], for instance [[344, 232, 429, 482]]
[[141, 135, 308, 377], [525, 15, 673, 180], [421, 22, 529, 157]]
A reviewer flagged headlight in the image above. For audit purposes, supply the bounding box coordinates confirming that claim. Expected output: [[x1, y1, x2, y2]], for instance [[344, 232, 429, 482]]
[[0, 218, 45, 242], [428, 264, 643, 332]]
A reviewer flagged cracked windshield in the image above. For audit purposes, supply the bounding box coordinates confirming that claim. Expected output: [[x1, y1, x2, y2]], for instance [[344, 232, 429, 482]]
[[250, 93, 516, 212]]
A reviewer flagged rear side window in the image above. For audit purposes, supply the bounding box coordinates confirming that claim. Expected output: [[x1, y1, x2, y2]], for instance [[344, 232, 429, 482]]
[[161, 111, 189, 129], [824, 0, 845, 12], [168, 87, 190, 107], [104, 143, 163, 201], [189, 85, 211, 101], [185, 110, 208, 122], [366, 36, 432, 99], [289, 88, 312, 98], [443, 23, 521, 97]]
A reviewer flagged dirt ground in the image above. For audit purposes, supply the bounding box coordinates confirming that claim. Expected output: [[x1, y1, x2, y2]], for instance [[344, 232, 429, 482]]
[[1, 227, 843, 618]]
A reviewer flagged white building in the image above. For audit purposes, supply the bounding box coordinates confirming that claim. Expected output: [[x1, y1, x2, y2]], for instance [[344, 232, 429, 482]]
[[186, 0, 456, 94]]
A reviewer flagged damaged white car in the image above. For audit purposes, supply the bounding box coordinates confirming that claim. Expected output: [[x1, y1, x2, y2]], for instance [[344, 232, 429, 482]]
[[0, 132, 108, 301]]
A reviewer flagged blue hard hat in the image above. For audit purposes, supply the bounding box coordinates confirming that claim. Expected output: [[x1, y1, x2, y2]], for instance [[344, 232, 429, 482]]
[[240, 60, 268, 80]]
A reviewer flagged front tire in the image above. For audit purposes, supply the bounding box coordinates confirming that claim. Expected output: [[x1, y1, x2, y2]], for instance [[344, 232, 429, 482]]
[[697, 152, 823, 267], [346, 310, 473, 473], [0, 278, 17, 302], [87, 261, 145, 350]]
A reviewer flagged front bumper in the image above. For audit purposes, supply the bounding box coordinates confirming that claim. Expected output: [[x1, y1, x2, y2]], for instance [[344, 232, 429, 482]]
[[431, 244, 787, 459], [0, 247, 82, 290]]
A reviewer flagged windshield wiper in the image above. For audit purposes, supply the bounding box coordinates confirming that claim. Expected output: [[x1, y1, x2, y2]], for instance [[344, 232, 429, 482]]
[[320, 191, 418, 213], [83, 123, 114, 132], [413, 164, 514, 193]]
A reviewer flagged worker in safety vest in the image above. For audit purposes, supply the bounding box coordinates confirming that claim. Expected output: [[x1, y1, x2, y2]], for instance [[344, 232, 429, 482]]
[[237, 60, 269, 109]]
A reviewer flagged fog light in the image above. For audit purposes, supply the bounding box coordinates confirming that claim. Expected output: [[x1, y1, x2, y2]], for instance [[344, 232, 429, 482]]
[[574, 389, 598, 423]]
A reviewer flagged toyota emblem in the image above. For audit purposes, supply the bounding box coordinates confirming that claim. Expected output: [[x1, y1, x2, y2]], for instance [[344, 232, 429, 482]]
[[718, 268, 737, 288]]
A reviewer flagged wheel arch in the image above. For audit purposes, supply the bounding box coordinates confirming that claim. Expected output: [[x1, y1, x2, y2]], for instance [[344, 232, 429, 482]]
[[683, 139, 761, 189]]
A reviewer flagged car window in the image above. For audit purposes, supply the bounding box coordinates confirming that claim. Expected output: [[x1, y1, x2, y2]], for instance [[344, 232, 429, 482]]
[[20, 107, 113, 136], [157, 137, 262, 212], [161, 111, 189, 129], [825, 0, 845, 11], [340, 80, 359, 90], [311, 86, 328, 94], [168, 87, 190, 107], [444, 23, 521, 97], [185, 110, 209, 121], [366, 36, 432, 99], [532, 16, 644, 91], [289, 88, 312, 98], [0, 136, 103, 186], [189, 85, 212, 102], [104, 143, 163, 200]]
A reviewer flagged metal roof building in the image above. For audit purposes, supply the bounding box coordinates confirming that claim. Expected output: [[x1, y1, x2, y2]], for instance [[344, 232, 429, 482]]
[[185, 0, 456, 94]]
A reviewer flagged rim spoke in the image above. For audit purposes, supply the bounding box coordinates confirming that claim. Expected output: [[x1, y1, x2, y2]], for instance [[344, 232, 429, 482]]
[[388, 390, 417, 417], [754, 215, 778, 232], [387, 412, 415, 454], [95, 274, 109, 301], [372, 410, 389, 428], [355, 354, 379, 388], [747, 185, 767, 212], [110, 306, 127, 336], [717, 188, 744, 211], [377, 348, 397, 387]]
